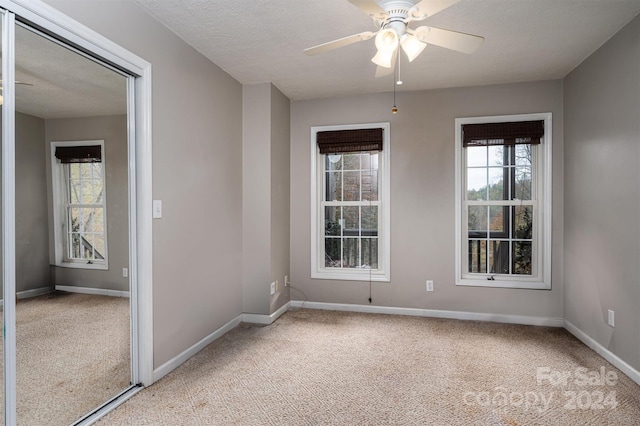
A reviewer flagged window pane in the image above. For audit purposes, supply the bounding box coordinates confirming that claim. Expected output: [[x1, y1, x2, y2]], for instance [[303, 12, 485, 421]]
[[514, 166, 532, 200], [343, 154, 360, 170], [513, 242, 533, 275], [324, 206, 341, 236], [467, 146, 486, 167], [361, 238, 378, 269], [94, 235, 106, 258], [325, 172, 342, 201], [468, 240, 486, 273], [467, 168, 487, 200], [343, 171, 360, 201], [361, 170, 378, 201], [84, 208, 98, 232], [343, 206, 359, 237], [515, 144, 532, 166], [325, 154, 343, 171], [489, 205, 508, 237], [342, 238, 360, 268], [81, 180, 96, 204], [489, 240, 510, 274], [468, 206, 487, 235], [513, 206, 533, 240], [71, 234, 81, 258], [488, 167, 506, 200], [362, 206, 378, 236], [93, 209, 105, 233], [69, 178, 81, 204], [360, 152, 371, 170], [325, 238, 341, 267], [488, 145, 504, 166], [82, 234, 95, 259], [371, 153, 379, 170], [70, 207, 82, 231]]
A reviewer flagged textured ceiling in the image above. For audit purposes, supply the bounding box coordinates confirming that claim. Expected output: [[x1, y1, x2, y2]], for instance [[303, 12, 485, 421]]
[[8, 0, 640, 118], [133, 0, 640, 100], [12, 23, 126, 120]]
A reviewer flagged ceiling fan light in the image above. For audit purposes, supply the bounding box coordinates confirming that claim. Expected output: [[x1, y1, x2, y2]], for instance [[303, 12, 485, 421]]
[[371, 49, 394, 68], [401, 34, 427, 62], [375, 28, 399, 52]]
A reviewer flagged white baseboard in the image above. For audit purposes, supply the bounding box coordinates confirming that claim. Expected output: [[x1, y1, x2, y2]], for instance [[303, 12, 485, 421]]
[[153, 315, 243, 383], [290, 301, 566, 327], [564, 320, 640, 386], [18, 286, 52, 300], [147, 302, 640, 391], [55, 285, 129, 298], [0, 287, 52, 305], [243, 302, 291, 325]]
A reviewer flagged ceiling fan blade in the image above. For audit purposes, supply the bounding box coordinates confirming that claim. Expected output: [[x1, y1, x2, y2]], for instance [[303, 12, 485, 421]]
[[304, 31, 375, 56], [348, 0, 386, 18], [0, 79, 33, 86], [414, 26, 484, 54], [411, 0, 460, 19]]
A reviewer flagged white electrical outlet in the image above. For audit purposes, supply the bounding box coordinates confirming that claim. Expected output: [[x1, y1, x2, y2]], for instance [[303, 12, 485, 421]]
[[608, 309, 615, 327], [270, 282, 276, 295], [122, 268, 128, 278], [426, 280, 434, 292], [284, 275, 288, 287]]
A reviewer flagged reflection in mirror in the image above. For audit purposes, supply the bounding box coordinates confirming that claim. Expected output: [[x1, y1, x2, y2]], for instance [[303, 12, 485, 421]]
[[13, 24, 130, 425]]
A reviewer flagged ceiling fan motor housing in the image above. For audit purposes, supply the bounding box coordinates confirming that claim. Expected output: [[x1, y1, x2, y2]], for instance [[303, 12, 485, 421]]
[[376, 0, 427, 36]]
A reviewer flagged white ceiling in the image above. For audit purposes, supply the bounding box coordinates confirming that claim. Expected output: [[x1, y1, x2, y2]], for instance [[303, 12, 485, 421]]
[[12, 23, 126, 120], [133, 0, 640, 100]]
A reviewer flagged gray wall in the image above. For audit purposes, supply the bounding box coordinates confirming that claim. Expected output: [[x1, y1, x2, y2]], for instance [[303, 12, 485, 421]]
[[564, 16, 640, 370], [15, 113, 49, 295], [269, 84, 291, 314], [290, 81, 564, 318], [44, 0, 244, 368], [45, 115, 129, 292], [242, 84, 272, 315], [242, 83, 291, 316]]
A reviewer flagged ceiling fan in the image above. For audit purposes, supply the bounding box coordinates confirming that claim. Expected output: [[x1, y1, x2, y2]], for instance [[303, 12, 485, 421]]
[[304, 0, 484, 75], [0, 80, 34, 105]]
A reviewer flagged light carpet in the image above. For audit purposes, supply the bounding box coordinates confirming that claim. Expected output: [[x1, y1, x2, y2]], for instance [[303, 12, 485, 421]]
[[0, 291, 131, 425], [100, 308, 640, 425]]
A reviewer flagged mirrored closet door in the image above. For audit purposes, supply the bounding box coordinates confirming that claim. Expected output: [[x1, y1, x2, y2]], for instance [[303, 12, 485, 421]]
[[3, 13, 137, 425]]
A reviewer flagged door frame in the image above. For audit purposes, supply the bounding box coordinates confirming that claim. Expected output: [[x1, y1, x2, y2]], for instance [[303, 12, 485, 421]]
[[0, 0, 153, 423]]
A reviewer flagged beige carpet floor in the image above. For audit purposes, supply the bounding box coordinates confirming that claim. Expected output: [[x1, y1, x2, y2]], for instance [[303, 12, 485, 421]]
[[99, 308, 640, 425], [0, 291, 131, 425]]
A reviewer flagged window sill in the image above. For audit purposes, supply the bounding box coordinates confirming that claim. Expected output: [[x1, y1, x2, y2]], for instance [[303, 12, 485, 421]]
[[55, 261, 108, 271], [456, 277, 550, 290], [312, 270, 390, 282]]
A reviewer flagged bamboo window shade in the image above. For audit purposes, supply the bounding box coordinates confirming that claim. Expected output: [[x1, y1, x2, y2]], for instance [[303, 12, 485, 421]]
[[317, 128, 383, 154], [462, 120, 544, 147], [54, 145, 102, 163]]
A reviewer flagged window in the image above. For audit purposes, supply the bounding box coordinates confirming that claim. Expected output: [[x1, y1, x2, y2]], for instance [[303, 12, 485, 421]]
[[455, 114, 551, 289], [311, 123, 390, 281], [51, 141, 108, 270]]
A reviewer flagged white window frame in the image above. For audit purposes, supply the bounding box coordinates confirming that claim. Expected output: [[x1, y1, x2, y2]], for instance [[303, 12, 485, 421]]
[[311, 122, 391, 282], [455, 113, 552, 289], [51, 140, 109, 270]]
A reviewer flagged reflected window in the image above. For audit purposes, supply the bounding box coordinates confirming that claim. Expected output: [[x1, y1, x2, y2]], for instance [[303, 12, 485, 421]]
[[51, 141, 108, 269]]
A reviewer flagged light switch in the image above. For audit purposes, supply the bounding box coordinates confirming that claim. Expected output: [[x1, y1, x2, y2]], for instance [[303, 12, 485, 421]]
[[153, 200, 162, 218]]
